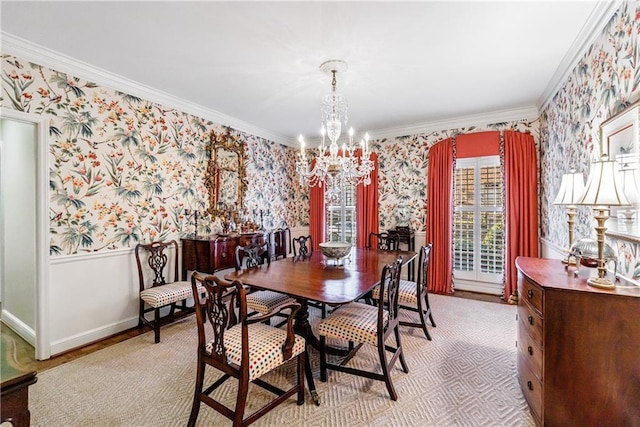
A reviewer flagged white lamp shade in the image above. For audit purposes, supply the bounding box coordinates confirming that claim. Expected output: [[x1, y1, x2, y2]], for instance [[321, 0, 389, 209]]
[[553, 171, 585, 205], [618, 167, 640, 204], [577, 155, 631, 207]]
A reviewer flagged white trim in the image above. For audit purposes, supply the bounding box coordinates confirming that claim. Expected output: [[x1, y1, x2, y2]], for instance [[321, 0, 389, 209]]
[[50, 246, 135, 265], [453, 278, 503, 296], [537, 1, 622, 112], [0, 310, 35, 346], [0, 108, 50, 359], [50, 316, 139, 356], [368, 106, 540, 140], [1, 32, 295, 147]]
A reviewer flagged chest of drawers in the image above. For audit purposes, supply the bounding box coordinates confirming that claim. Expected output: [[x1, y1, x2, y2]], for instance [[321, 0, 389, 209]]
[[516, 256, 640, 426]]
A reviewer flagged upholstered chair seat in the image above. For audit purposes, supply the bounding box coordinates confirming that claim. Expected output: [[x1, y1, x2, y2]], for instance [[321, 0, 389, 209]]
[[317, 302, 388, 346], [140, 281, 203, 308], [209, 321, 305, 381], [246, 290, 297, 316]]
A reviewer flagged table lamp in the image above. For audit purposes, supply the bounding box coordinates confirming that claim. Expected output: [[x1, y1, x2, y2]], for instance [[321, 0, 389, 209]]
[[616, 154, 640, 223], [552, 170, 585, 261], [576, 154, 630, 289]]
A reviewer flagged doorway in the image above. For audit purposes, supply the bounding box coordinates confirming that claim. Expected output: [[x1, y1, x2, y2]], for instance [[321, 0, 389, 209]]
[[0, 109, 50, 360]]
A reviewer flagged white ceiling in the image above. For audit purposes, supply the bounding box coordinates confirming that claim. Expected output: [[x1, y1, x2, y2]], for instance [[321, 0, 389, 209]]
[[1, 1, 609, 145]]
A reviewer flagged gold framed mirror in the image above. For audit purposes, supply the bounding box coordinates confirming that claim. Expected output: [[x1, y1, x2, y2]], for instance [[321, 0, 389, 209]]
[[205, 127, 246, 219]]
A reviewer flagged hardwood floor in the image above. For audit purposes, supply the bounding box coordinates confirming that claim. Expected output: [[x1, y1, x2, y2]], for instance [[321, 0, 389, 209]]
[[1, 290, 504, 376]]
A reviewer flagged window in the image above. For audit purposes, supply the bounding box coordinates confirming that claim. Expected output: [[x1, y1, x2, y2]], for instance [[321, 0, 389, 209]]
[[326, 180, 356, 244], [453, 156, 504, 287]]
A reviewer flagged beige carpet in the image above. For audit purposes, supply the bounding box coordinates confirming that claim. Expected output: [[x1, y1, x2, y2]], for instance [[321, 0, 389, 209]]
[[30, 295, 535, 426]]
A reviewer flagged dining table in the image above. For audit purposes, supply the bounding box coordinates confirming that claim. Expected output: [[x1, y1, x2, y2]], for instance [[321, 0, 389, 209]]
[[225, 247, 417, 405]]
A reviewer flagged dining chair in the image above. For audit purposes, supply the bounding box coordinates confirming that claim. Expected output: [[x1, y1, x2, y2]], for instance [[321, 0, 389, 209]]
[[235, 242, 296, 317], [188, 272, 305, 427], [134, 240, 205, 343], [292, 235, 314, 257], [318, 257, 408, 401], [372, 243, 436, 340], [368, 232, 399, 251], [270, 227, 291, 260], [292, 235, 328, 317]]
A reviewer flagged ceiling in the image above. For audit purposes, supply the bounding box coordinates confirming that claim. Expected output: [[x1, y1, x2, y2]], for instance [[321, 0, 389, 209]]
[[2, 1, 607, 146]]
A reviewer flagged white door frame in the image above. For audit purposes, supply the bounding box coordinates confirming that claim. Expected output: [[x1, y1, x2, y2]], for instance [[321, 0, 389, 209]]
[[0, 108, 50, 360]]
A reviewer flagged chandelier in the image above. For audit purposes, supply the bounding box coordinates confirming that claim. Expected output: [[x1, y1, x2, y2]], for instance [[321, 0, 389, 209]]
[[296, 60, 374, 203]]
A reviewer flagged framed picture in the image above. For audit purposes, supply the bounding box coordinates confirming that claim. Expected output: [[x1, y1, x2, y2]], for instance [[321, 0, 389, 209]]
[[600, 101, 640, 162]]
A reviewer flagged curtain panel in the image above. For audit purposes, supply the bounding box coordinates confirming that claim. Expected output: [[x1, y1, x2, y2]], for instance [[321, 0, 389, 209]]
[[503, 130, 539, 299], [426, 138, 454, 294], [308, 158, 326, 246], [356, 152, 379, 248]]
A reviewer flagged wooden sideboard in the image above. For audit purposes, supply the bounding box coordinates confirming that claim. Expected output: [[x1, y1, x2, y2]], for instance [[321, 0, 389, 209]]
[[515, 256, 640, 426], [181, 229, 291, 279], [181, 233, 264, 279]]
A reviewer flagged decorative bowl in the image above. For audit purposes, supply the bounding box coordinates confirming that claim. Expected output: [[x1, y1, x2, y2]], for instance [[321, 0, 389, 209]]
[[569, 238, 617, 266], [319, 241, 352, 260]]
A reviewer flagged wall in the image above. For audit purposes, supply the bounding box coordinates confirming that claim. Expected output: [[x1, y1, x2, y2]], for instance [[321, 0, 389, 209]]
[[0, 118, 37, 338], [539, 1, 640, 279]]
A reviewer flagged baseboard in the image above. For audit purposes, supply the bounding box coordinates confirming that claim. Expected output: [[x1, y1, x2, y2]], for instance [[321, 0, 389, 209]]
[[50, 316, 139, 356], [1, 309, 35, 346], [454, 280, 503, 296]]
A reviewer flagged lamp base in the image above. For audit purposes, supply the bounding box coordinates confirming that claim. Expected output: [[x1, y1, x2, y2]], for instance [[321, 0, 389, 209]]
[[587, 276, 616, 290]]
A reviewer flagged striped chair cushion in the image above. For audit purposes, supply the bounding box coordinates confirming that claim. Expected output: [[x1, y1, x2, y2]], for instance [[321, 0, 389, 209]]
[[140, 281, 204, 308], [206, 322, 305, 381], [246, 290, 296, 314], [371, 279, 418, 307], [318, 302, 388, 346]]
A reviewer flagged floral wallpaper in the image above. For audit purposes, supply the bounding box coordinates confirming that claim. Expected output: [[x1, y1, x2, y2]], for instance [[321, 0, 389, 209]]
[[539, 1, 640, 279], [374, 122, 538, 233], [1, 0, 637, 282], [1, 55, 306, 255]]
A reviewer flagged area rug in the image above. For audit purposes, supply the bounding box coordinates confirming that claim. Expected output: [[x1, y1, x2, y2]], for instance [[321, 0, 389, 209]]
[[30, 294, 535, 426]]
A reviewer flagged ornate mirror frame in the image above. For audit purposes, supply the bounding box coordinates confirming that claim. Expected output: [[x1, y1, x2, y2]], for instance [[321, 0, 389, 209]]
[[205, 127, 246, 219]]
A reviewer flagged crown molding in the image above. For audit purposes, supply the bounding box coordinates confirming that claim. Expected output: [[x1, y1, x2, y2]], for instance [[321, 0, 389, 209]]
[[537, 1, 622, 112], [1, 32, 295, 146], [368, 106, 540, 140]]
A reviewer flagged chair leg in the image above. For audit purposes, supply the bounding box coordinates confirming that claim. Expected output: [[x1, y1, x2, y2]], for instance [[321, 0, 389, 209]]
[[377, 336, 398, 401], [154, 307, 161, 343], [417, 305, 433, 341], [138, 300, 145, 328], [319, 335, 327, 382], [394, 326, 409, 373], [425, 294, 436, 327], [297, 353, 305, 405], [187, 360, 205, 427], [233, 376, 249, 427]]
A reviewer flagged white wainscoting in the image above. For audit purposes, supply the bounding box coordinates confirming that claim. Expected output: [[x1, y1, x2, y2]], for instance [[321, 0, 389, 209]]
[[48, 248, 140, 355]]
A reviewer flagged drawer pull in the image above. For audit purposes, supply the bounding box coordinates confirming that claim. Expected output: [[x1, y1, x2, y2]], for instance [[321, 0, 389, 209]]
[[527, 346, 533, 356], [527, 289, 533, 299], [528, 316, 534, 325], [527, 381, 533, 391]]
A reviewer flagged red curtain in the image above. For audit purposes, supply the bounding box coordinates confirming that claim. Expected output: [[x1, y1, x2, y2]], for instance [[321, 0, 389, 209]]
[[309, 158, 326, 245], [456, 131, 500, 158], [426, 138, 454, 294], [504, 130, 539, 299], [356, 152, 379, 248]]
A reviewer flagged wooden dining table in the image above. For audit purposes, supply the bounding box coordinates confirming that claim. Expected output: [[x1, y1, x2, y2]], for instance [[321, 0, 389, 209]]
[[225, 247, 417, 405]]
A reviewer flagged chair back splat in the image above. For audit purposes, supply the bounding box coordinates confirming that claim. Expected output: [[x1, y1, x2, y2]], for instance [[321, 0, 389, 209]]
[[188, 273, 305, 427], [292, 235, 314, 257]]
